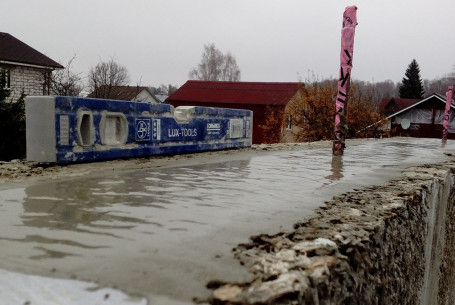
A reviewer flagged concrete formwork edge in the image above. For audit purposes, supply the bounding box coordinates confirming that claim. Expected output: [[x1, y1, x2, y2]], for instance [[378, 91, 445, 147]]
[[207, 159, 455, 305]]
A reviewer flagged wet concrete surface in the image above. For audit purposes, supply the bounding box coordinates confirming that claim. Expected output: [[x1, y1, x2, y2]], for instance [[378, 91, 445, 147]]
[[0, 138, 454, 304]]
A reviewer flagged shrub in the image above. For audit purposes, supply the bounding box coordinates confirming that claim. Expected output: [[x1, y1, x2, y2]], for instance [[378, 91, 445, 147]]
[[0, 73, 26, 160]]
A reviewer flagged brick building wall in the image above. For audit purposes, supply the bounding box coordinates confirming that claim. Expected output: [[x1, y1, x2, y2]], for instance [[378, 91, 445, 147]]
[[2, 65, 50, 101]]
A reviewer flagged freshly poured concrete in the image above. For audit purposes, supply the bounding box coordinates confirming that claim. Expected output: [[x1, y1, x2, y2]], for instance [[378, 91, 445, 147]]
[[0, 138, 454, 304], [0, 269, 147, 305]]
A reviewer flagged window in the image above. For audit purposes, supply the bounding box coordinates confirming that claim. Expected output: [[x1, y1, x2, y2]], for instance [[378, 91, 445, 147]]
[[286, 114, 293, 130], [1, 69, 10, 89]]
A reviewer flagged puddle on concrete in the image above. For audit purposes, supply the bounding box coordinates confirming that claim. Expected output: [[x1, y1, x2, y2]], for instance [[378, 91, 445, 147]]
[[0, 138, 454, 303]]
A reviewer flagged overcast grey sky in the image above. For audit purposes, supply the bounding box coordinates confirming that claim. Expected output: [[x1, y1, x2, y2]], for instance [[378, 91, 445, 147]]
[[3, 0, 455, 88]]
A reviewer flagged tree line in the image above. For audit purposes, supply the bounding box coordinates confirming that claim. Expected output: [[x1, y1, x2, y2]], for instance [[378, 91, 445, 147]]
[[281, 59, 430, 142], [340, 59, 452, 106], [50, 47, 444, 107], [0, 46, 450, 160], [50, 41, 451, 107]]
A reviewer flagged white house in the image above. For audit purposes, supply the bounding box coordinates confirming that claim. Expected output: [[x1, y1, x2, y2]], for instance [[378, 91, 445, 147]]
[[87, 85, 163, 104], [0, 32, 63, 101]]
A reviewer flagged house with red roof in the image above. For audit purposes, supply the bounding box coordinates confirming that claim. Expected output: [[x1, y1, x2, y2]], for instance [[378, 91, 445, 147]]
[[384, 93, 455, 139], [0, 32, 63, 101], [87, 85, 162, 104], [379, 97, 420, 117], [166, 80, 305, 144]]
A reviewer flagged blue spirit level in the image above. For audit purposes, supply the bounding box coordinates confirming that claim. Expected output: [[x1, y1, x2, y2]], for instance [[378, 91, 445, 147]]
[[26, 96, 252, 163]]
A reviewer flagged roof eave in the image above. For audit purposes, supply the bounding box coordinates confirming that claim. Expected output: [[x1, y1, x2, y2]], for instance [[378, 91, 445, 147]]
[[0, 59, 63, 70], [387, 94, 453, 119]]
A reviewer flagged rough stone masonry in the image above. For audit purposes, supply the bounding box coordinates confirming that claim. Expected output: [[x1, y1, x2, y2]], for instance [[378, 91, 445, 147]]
[[207, 158, 455, 305]]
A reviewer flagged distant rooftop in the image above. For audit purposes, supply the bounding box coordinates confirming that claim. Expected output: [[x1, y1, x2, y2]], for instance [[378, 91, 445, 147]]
[[87, 85, 154, 101], [0, 32, 63, 69], [166, 80, 305, 105], [379, 97, 420, 113], [154, 94, 168, 103]]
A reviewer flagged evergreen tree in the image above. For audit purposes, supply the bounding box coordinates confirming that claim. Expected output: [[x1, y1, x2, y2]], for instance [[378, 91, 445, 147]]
[[399, 59, 425, 99]]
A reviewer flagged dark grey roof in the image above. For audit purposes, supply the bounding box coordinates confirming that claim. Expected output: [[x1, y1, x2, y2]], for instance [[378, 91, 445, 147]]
[[0, 32, 63, 69]]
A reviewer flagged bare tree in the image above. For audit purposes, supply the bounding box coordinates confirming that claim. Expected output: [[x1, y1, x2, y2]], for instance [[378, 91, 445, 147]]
[[351, 79, 399, 107], [424, 77, 454, 96], [221, 52, 241, 82], [50, 56, 84, 96], [87, 58, 130, 98], [189, 43, 241, 81], [149, 84, 179, 95], [424, 65, 455, 96]]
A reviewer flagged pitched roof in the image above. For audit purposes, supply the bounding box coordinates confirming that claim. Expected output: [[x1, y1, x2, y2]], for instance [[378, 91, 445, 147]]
[[379, 97, 420, 113], [87, 85, 153, 101], [154, 94, 169, 103], [387, 93, 454, 119], [166, 80, 305, 105], [0, 32, 63, 69]]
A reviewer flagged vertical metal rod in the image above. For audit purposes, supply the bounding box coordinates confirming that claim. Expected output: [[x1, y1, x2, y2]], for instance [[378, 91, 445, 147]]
[[333, 6, 358, 156]]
